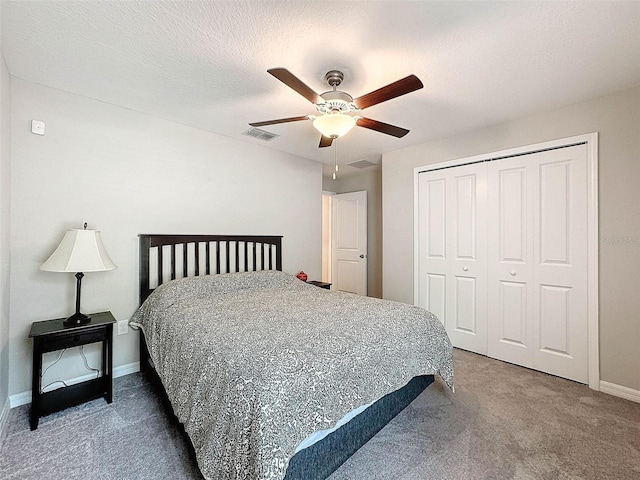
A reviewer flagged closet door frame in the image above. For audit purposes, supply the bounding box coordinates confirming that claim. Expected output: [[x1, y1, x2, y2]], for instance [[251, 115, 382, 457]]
[[413, 133, 599, 390]]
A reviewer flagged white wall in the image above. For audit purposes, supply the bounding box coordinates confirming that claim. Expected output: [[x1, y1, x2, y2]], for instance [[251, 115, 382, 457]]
[[383, 84, 640, 392], [0, 13, 12, 415], [9, 79, 322, 396]]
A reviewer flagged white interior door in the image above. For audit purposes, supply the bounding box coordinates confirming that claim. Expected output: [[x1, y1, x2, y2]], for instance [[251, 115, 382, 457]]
[[418, 165, 487, 354], [332, 191, 367, 295]]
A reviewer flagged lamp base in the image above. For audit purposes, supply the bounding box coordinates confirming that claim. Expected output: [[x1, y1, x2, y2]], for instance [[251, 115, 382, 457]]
[[63, 312, 91, 327]]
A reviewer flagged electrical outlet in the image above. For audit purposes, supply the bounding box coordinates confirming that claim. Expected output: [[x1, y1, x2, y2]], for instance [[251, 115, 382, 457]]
[[117, 320, 129, 336]]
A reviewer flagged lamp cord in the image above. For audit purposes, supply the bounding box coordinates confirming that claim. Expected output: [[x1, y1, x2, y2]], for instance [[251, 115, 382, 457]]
[[41, 348, 66, 377], [80, 345, 100, 377], [42, 380, 69, 392], [40, 345, 100, 393]]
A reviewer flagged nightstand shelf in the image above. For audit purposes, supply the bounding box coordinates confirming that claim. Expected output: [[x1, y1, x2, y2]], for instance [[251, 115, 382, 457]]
[[28, 311, 115, 430]]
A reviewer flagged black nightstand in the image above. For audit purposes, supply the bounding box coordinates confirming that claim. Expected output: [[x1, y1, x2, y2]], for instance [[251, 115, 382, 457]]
[[28, 311, 115, 430], [307, 281, 331, 290]]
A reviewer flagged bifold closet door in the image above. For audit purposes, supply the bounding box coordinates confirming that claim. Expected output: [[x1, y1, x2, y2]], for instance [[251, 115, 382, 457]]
[[487, 145, 589, 383], [418, 143, 589, 383], [417, 164, 487, 355]]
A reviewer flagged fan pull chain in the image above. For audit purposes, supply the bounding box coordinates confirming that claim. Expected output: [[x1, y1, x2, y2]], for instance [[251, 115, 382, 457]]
[[333, 138, 339, 180]]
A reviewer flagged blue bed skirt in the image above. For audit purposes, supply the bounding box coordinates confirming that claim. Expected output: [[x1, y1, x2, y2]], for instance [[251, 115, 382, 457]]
[[284, 375, 435, 480]]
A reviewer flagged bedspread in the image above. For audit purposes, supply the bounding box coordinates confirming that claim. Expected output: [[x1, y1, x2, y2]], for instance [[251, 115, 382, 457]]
[[130, 270, 453, 480]]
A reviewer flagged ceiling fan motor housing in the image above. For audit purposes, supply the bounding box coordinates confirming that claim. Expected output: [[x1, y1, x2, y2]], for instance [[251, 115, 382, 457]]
[[317, 90, 356, 114]]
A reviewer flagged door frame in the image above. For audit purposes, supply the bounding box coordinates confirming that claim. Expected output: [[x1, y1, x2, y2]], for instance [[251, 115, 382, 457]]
[[413, 133, 599, 390], [321, 191, 335, 285]]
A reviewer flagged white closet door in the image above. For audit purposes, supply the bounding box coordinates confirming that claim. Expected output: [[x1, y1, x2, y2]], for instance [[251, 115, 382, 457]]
[[418, 142, 591, 384], [417, 174, 448, 326], [418, 165, 487, 354], [487, 145, 589, 383], [532, 145, 588, 383], [487, 157, 535, 367]]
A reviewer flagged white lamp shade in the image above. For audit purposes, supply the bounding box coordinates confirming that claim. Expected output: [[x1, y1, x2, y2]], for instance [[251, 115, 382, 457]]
[[313, 113, 356, 138], [41, 229, 117, 273]]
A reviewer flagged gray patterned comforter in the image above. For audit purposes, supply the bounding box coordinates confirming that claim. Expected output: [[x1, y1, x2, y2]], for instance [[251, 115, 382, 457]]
[[130, 270, 453, 480]]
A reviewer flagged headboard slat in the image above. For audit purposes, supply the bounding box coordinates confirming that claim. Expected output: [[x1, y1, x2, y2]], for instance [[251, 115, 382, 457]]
[[170, 244, 176, 280], [205, 242, 211, 275], [252, 243, 257, 272], [139, 234, 283, 304], [194, 242, 200, 276], [182, 243, 188, 278], [157, 246, 163, 288], [216, 242, 221, 274]]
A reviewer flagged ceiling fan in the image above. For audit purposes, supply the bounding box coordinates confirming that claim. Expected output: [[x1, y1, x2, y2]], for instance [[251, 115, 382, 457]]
[[249, 68, 424, 148]]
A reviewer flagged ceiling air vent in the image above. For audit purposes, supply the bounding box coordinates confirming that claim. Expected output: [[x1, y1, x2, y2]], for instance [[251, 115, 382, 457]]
[[243, 127, 279, 142], [347, 159, 377, 169]]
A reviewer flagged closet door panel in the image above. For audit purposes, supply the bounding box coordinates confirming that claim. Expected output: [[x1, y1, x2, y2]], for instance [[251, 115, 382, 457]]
[[417, 175, 448, 325], [454, 276, 477, 333], [498, 168, 526, 262], [447, 167, 487, 354], [487, 161, 534, 366], [417, 166, 487, 354], [532, 145, 588, 383], [454, 174, 477, 259], [540, 161, 571, 264], [538, 285, 571, 355], [425, 273, 446, 326], [498, 281, 527, 346]]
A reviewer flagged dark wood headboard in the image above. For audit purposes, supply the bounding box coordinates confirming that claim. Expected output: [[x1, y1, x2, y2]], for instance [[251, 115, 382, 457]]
[[139, 234, 283, 304]]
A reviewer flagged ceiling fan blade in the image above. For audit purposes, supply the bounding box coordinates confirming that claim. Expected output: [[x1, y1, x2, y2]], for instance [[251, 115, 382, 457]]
[[356, 117, 410, 138], [319, 135, 334, 148], [353, 75, 423, 110], [268, 68, 324, 105], [249, 116, 309, 127]]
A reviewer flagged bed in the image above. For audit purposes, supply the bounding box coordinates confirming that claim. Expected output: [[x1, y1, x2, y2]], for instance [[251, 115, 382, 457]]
[[130, 234, 453, 480]]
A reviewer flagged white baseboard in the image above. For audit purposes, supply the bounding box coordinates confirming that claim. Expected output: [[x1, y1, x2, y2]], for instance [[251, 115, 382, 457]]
[[9, 361, 141, 408], [114, 361, 140, 378], [9, 390, 31, 409], [600, 380, 640, 404], [0, 395, 10, 439]]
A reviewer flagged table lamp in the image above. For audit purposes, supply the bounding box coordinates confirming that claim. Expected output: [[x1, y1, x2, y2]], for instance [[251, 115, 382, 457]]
[[41, 224, 116, 327]]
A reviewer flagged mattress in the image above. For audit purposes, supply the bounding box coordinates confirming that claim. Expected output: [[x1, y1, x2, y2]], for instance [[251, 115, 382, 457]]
[[130, 270, 453, 480], [295, 402, 372, 453]]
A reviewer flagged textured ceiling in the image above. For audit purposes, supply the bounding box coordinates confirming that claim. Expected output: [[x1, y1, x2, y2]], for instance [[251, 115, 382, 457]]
[[3, 1, 640, 177]]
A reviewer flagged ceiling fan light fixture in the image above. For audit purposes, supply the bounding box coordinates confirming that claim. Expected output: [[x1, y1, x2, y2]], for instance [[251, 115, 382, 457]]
[[312, 112, 356, 139]]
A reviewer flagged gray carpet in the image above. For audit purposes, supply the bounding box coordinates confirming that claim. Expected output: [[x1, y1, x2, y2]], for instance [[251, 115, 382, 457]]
[[1, 349, 639, 479]]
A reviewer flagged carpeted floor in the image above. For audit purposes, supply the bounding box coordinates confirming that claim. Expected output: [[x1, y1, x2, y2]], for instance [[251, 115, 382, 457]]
[[1, 349, 639, 479]]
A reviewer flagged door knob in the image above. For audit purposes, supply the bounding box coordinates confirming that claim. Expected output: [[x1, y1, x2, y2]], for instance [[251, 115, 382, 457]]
[[510, 270, 516, 276], [359, 254, 366, 259], [462, 266, 468, 271]]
